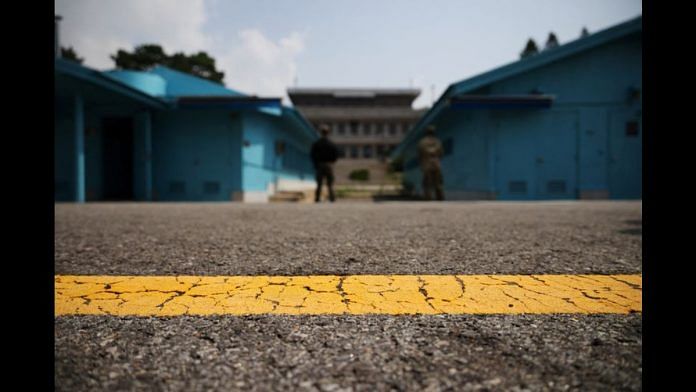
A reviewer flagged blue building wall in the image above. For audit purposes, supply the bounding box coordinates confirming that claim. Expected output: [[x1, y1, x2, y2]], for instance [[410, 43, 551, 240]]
[[83, 110, 104, 201], [152, 109, 243, 201], [55, 102, 313, 203], [56, 62, 317, 202], [401, 26, 641, 200], [402, 109, 493, 198], [54, 98, 151, 201], [241, 111, 315, 197], [54, 100, 75, 201]]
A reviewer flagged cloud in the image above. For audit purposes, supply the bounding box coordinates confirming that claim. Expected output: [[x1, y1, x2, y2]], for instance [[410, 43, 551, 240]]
[[55, 0, 210, 69], [216, 30, 305, 101], [55, 0, 305, 102]]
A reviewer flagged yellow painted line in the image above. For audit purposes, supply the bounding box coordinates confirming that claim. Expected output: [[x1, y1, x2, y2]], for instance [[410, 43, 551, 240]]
[[55, 274, 641, 316]]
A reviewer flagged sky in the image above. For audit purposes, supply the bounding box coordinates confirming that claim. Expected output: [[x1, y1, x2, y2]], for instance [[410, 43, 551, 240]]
[[55, 0, 642, 108]]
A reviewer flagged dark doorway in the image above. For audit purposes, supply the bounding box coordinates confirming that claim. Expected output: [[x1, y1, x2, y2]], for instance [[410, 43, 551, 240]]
[[102, 117, 134, 200]]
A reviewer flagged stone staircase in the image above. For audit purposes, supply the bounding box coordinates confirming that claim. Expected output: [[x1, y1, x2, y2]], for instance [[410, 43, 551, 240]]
[[269, 189, 321, 203], [333, 159, 391, 185]]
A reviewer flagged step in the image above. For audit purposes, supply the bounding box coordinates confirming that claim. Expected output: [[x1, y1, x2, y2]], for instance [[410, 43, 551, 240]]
[[269, 191, 307, 203]]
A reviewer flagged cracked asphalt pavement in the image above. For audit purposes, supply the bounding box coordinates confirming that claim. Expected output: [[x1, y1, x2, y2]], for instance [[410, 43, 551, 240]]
[[55, 201, 642, 391]]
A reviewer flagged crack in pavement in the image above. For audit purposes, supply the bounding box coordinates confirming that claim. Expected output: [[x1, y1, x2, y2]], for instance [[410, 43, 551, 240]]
[[336, 276, 351, 312], [418, 276, 437, 312], [608, 276, 642, 290]]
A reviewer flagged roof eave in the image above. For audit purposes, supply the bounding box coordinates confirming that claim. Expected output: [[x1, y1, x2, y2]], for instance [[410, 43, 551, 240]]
[[390, 84, 455, 158], [450, 17, 642, 95], [55, 59, 170, 110], [176, 96, 280, 106], [283, 107, 319, 142]]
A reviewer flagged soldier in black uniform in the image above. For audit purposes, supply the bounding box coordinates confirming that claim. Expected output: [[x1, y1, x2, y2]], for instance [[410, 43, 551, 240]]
[[418, 125, 445, 201], [310, 124, 340, 202]]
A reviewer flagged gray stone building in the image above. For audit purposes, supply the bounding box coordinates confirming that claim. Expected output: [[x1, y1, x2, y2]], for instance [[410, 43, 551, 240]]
[[287, 88, 426, 184]]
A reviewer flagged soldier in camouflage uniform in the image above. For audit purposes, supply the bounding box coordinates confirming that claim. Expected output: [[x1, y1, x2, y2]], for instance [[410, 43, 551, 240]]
[[418, 125, 444, 201]]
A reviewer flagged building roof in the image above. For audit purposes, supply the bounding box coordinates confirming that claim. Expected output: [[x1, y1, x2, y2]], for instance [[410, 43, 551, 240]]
[[56, 60, 317, 139], [147, 66, 247, 98], [55, 58, 170, 109], [391, 15, 642, 158], [291, 106, 426, 121], [176, 95, 278, 105], [446, 16, 641, 96], [450, 95, 555, 109], [288, 87, 421, 97], [288, 87, 422, 109]]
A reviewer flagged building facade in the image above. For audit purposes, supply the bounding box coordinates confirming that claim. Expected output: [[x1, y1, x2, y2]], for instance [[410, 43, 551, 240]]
[[287, 88, 427, 184], [393, 16, 642, 200], [55, 60, 317, 203]]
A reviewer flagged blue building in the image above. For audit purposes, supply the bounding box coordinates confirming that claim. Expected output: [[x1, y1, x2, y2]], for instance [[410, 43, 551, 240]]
[[55, 59, 317, 203], [393, 16, 642, 200]]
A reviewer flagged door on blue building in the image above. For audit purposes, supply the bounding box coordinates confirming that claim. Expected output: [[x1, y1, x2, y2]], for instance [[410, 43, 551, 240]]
[[534, 111, 578, 200], [608, 108, 642, 199], [495, 111, 578, 200], [102, 117, 134, 200], [494, 114, 540, 200]]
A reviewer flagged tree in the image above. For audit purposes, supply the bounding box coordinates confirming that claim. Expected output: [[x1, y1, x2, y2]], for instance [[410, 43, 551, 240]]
[[110, 44, 225, 84], [580, 27, 590, 38], [520, 38, 539, 59], [60, 46, 83, 64], [544, 32, 559, 50]]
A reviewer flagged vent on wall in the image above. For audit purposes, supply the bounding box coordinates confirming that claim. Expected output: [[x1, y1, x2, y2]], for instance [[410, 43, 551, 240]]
[[509, 181, 527, 194], [547, 180, 567, 194], [169, 181, 186, 194], [204, 181, 220, 194]]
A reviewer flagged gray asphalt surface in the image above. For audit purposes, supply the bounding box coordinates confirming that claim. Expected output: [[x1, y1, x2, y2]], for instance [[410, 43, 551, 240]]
[[55, 201, 641, 276], [54, 201, 642, 391]]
